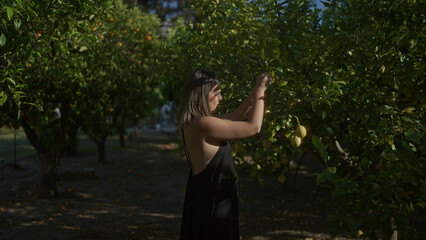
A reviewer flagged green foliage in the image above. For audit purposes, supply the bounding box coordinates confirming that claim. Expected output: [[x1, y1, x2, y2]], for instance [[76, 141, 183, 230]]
[[2, 0, 163, 153], [15, 0, 114, 151], [80, 0, 164, 144], [1, 0, 165, 195], [314, 1, 425, 238], [0, 0, 37, 122], [164, 0, 425, 238]]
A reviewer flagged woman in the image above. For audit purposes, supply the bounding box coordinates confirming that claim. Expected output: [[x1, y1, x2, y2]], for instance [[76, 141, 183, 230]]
[[177, 69, 271, 239]]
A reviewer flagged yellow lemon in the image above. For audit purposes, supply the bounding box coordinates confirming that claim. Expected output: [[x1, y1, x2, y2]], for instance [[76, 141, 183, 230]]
[[295, 125, 307, 138], [291, 136, 302, 148], [357, 230, 363, 238]]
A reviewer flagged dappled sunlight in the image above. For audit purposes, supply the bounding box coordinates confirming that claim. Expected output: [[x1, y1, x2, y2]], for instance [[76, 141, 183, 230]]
[[76, 214, 96, 219], [246, 229, 337, 240], [19, 220, 47, 227], [59, 225, 81, 230], [139, 212, 180, 219], [85, 209, 110, 214], [23, 206, 38, 211], [134, 142, 179, 151], [127, 225, 140, 229], [266, 229, 325, 239], [76, 192, 93, 199], [0, 203, 55, 216]]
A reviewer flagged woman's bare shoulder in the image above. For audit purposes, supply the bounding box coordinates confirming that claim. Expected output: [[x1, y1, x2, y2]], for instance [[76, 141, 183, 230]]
[[191, 116, 223, 133], [196, 115, 257, 140], [196, 116, 223, 126]]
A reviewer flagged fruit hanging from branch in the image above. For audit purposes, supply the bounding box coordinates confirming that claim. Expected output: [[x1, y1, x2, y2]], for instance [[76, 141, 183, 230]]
[[291, 136, 302, 148], [295, 125, 307, 138]]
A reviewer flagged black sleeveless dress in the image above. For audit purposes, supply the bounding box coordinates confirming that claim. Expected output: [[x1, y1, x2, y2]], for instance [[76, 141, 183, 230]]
[[180, 130, 239, 240]]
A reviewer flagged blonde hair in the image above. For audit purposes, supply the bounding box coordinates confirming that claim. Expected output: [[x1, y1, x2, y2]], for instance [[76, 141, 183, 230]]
[[177, 69, 221, 125]]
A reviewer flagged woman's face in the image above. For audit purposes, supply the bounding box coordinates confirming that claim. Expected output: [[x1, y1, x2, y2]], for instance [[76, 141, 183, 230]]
[[208, 84, 223, 113]]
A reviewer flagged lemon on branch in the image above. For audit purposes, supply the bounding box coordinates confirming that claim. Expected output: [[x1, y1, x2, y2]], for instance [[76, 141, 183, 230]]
[[295, 125, 307, 138], [291, 136, 302, 148]]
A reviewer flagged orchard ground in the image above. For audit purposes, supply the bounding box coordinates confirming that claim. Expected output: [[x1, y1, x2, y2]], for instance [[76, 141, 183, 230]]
[[0, 130, 350, 240]]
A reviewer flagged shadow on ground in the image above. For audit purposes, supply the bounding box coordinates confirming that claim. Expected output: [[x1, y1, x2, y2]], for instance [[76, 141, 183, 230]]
[[1, 131, 349, 240]]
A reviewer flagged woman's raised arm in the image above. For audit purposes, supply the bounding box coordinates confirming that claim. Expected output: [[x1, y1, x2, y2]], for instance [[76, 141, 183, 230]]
[[217, 90, 255, 121], [198, 73, 271, 140]]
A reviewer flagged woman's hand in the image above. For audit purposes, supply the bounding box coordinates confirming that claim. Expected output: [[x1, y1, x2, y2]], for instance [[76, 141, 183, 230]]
[[256, 72, 272, 91]]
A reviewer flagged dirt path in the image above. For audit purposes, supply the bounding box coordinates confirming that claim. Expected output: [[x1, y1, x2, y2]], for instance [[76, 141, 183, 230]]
[[0, 131, 344, 240]]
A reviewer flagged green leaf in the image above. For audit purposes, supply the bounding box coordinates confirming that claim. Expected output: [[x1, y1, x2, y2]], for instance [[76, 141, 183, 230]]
[[0, 33, 6, 47], [6, 78, 16, 86], [405, 129, 421, 145], [26, 7, 38, 19], [401, 116, 413, 122], [312, 135, 328, 162], [382, 152, 395, 161], [316, 170, 333, 185], [14, 19, 21, 30], [275, 124, 281, 131], [0, 92, 7, 106], [7, 7, 14, 21], [410, 38, 418, 49], [341, 181, 357, 194], [376, 105, 393, 114], [408, 202, 415, 212], [402, 106, 415, 114]]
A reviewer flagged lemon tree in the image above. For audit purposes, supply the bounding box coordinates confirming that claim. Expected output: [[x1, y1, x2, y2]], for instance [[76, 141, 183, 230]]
[[165, 0, 425, 238]]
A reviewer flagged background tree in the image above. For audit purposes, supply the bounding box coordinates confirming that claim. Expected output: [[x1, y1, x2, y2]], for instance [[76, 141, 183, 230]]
[[13, 0, 114, 198], [2, 0, 165, 198], [81, 0, 164, 162]]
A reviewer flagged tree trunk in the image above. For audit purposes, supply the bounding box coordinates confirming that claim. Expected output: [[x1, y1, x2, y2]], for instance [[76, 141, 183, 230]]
[[21, 119, 61, 198], [61, 127, 80, 157], [118, 116, 126, 147], [37, 151, 59, 198], [95, 136, 107, 163], [119, 130, 126, 147], [134, 124, 138, 138]]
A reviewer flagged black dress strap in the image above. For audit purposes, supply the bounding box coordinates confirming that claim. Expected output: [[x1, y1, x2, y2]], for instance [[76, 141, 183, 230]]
[[180, 125, 195, 175]]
